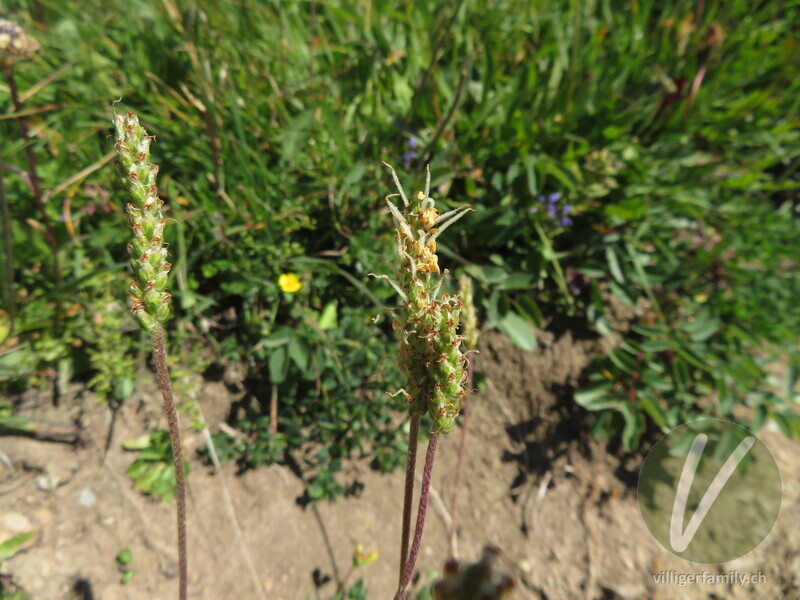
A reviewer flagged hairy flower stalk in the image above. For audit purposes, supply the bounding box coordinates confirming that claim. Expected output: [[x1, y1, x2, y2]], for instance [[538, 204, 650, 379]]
[[113, 111, 187, 600], [374, 163, 471, 600]]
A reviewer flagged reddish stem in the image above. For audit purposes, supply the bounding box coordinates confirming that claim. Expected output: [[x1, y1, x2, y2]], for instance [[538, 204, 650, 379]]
[[395, 432, 440, 600], [152, 327, 188, 600], [5, 65, 62, 339], [4, 66, 54, 247], [399, 415, 421, 585]]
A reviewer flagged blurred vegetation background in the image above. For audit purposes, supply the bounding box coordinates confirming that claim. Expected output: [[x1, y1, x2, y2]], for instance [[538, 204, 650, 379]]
[[1, 0, 798, 500]]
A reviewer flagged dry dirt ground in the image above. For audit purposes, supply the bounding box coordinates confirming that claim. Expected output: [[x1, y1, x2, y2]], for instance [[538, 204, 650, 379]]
[[2, 329, 800, 600]]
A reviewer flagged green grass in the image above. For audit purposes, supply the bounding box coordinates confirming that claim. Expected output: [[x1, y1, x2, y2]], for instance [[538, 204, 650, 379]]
[[1, 0, 798, 494]]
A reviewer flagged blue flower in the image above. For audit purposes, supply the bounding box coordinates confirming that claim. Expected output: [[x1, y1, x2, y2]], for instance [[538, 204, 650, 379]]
[[560, 216, 573, 227], [402, 151, 418, 168], [547, 193, 561, 204], [407, 137, 420, 149]]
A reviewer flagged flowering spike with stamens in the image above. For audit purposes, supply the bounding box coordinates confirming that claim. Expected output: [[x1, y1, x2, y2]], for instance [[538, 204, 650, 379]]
[[113, 111, 172, 332], [113, 110, 187, 600], [377, 163, 471, 434]]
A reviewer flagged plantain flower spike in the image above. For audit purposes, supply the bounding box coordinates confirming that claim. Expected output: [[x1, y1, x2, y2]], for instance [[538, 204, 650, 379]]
[[458, 274, 478, 352], [113, 111, 172, 332], [0, 19, 41, 67], [374, 163, 473, 434]]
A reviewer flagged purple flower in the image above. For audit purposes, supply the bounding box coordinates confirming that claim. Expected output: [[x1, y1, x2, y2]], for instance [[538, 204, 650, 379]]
[[547, 205, 558, 219], [402, 151, 418, 168], [537, 195, 547, 203], [407, 137, 420, 149], [563, 204, 572, 215], [548, 193, 561, 204], [560, 216, 573, 227]]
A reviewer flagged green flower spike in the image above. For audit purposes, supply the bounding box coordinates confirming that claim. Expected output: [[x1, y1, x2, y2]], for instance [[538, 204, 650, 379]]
[[113, 112, 172, 332], [375, 163, 473, 434], [458, 274, 478, 353]]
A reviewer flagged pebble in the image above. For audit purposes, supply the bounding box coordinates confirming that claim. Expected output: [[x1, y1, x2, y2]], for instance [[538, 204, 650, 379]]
[[77, 487, 96, 507], [1, 512, 32, 534], [35, 473, 59, 492]]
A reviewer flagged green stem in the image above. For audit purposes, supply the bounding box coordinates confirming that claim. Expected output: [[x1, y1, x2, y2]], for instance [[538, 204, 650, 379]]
[[151, 326, 187, 600]]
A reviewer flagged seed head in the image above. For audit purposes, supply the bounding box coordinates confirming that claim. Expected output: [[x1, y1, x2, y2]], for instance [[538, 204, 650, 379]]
[[376, 163, 473, 433], [113, 111, 172, 332], [0, 20, 40, 67]]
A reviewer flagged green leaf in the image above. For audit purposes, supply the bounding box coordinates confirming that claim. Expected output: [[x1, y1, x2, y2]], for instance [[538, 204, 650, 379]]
[[640, 395, 668, 430], [269, 347, 288, 384], [574, 383, 619, 411], [0, 531, 37, 561], [122, 434, 152, 451], [318, 301, 338, 330], [605, 246, 625, 283], [619, 403, 644, 451], [288, 337, 308, 373], [261, 328, 294, 349], [496, 312, 537, 352], [116, 548, 133, 565]]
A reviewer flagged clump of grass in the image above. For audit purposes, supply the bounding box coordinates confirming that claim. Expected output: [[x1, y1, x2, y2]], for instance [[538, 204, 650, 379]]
[[373, 163, 472, 600], [112, 110, 187, 600]]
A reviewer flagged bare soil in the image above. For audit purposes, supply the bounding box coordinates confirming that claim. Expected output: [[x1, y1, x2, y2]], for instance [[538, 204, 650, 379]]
[[2, 327, 800, 600]]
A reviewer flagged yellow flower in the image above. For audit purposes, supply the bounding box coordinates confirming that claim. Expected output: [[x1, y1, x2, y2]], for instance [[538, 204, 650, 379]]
[[353, 544, 379, 567], [278, 273, 302, 293]]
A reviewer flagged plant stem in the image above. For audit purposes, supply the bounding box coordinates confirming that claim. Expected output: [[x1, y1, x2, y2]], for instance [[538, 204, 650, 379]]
[[448, 356, 474, 559], [395, 431, 440, 600], [151, 326, 188, 600], [0, 149, 14, 334], [4, 65, 62, 330], [398, 414, 421, 586]]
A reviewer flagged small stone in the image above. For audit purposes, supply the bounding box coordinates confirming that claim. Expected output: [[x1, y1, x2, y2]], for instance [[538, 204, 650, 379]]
[[1, 512, 32, 534], [35, 473, 59, 492], [77, 487, 96, 507]]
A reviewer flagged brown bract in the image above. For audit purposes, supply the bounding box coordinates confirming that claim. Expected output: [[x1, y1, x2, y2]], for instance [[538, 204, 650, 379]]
[[0, 19, 40, 67]]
